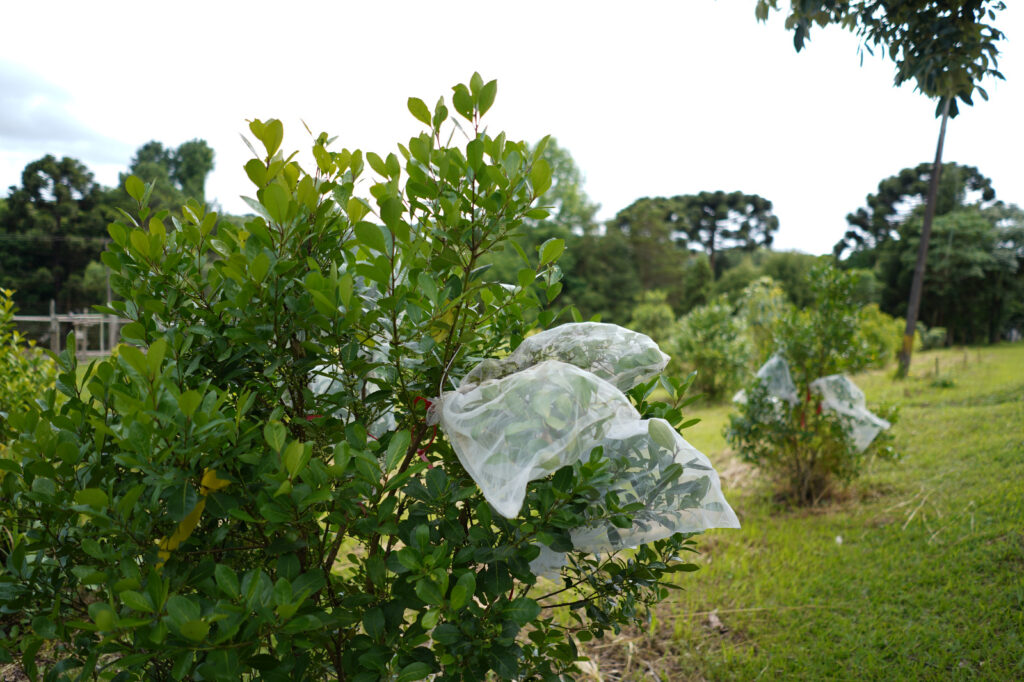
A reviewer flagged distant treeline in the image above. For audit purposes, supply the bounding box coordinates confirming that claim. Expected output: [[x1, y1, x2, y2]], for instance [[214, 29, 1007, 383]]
[[2, 138, 1021, 346]]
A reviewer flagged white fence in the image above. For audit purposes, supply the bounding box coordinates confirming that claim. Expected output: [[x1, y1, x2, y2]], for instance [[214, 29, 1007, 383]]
[[12, 300, 127, 358]]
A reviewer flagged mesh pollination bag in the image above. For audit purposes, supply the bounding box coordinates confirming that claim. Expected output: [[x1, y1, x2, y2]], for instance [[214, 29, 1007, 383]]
[[463, 322, 670, 393], [810, 374, 891, 452], [737, 355, 890, 453], [733, 353, 797, 405], [429, 360, 641, 519], [429, 323, 739, 575]]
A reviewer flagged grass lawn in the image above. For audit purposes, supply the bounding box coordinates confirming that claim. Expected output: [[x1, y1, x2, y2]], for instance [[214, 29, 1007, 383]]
[[582, 343, 1024, 681]]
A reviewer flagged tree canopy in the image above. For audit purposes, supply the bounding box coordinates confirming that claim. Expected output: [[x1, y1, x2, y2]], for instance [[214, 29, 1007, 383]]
[[124, 138, 215, 210], [836, 162, 996, 262], [756, 0, 1007, 116], [0, 155, 112, 312]]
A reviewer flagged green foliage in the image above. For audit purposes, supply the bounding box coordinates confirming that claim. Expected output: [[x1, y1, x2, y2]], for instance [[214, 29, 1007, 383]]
[[756, 0, 1006, 117], [561, 228, 643, 324], [737, 277, 788, 367], [0, 289, 55, 443], [658, 344, 1024, 679], [0, 155, 115, 313], [875, 204, 1022, 344], [672, 298, 751, 402], [123, 139, 216, 211], [627, 291, 676, 345], [674, 191, 779, 277], [0, 76, 706, 681], [726, 264, 899, 504], [857, 303, 902, 368], [917, 323, 948, 351], [611, 192, 778, 284], [836, 162, 995, 260]]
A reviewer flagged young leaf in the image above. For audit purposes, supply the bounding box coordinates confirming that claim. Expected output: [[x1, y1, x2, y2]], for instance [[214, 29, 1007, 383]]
[[386, 430, 412, 472], [408, 97, 432, 126], [539, 238, 565, 266]]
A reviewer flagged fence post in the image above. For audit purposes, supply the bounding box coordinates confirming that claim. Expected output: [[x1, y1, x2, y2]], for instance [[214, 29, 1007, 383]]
[[108, 315, 119, 350], [50, 299, 59, 353]]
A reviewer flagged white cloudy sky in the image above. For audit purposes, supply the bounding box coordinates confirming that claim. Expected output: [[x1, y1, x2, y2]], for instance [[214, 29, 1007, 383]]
[[1, 0, 1020, 254]]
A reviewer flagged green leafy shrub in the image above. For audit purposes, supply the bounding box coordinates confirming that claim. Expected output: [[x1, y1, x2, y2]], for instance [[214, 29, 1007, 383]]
[[0, 76, 719, 681], [917, 323, 949, 350], [672, 298, 751, 401], [726, 264, 899, 505], [1, 288, 56, 567], [858, 303, 902, 369], [737, 276, 788, 368], [627, 290, 676, 345], [0, 288, 55, 443]]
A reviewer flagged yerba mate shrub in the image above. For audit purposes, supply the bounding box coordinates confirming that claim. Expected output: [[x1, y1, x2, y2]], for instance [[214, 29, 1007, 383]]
[[1, 75, 722, 681], [726, 264, 899, 505]]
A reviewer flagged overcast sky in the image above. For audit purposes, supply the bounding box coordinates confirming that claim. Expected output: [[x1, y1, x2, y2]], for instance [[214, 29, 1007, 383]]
[[1, 0, 1020, 254]]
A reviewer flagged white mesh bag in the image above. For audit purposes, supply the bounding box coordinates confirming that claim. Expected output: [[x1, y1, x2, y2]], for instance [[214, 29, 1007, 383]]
[[568, 418, 740, 553], [733, 353, 799, 405], [810, 374, 891, 452], [463, 322, 669, 392], [429, 360, 640, 518], [529, 418, 740, 577], [309, 342, 396, 438]]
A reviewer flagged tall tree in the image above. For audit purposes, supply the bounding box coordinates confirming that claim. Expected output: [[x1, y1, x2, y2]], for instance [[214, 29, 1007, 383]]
[[608, 197, 693, 311], [757, 0, 1007, 375], [875, 204, 1022, 344], [610, 192, 778, 288], [675, 191, 779, 276], [0, 156, 111, 313], [562, 228, 643, 324], [837, 162, 995, 263], [123, 138, 215, 210], [172, 139, 216, 204]]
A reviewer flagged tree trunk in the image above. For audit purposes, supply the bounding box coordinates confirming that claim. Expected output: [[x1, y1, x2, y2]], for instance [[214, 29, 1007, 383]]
[[897, 98, 951, 378]]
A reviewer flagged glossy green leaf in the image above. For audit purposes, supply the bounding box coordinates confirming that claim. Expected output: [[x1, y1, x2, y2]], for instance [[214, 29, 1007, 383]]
[[125, 175, 145, 201], [479, 79, 498, 116], [262, 183, 290, 224], [397, 662, 435, 682], [74, 488, 108, 509], [530, 158, 552, 196], [176, 390, 202, 419], [539, 237, 564, 265], [179, 619, 210, 642], [215, 564, 240, 598], [504, 597, 540, 625], [120, 590, 154, 613], [354, 222, 386, 252], [264, 421, 286, 452], [449, 572, 476, 611], [283, 440, 308, 478], [386, 429, 411, 472], [415, 577, 444, 606]]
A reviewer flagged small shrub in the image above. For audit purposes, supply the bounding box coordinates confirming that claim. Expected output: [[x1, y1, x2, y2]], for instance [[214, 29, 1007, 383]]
[[673, 298, 751, 401], [726, 264, 899, 505], [737, 276, 788, 368], [628, 290, 676, 345], [0, 288, 55, 442], [918, 323, 949, 350], [858, 303, 902, 369]]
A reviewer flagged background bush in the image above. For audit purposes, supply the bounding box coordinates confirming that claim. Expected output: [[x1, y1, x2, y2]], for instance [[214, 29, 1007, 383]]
[[726, 264, 898, 504], [672, 298, 751, 401], [0, 288, 55, 443]]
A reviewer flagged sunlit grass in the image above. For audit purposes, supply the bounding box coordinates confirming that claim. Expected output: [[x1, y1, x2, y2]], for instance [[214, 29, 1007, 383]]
[[581, 343, 1024, 680]]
